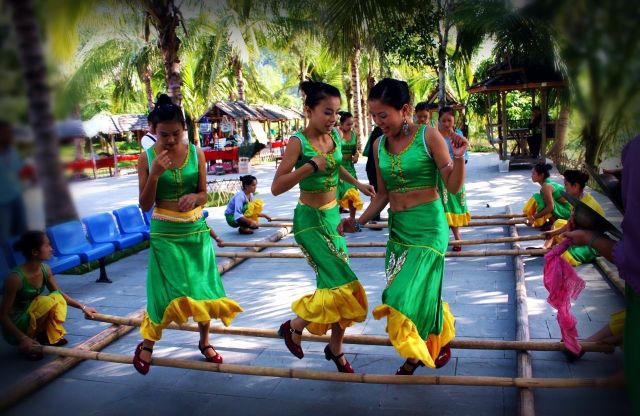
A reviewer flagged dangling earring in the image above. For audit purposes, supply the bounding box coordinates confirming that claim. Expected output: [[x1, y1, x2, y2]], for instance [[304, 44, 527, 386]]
[[402, 119, 410, 136]]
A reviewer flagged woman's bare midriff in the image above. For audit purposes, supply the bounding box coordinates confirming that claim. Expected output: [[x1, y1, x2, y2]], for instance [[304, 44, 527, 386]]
[[299, 190, 338, 208], [155, 200, 182, 211], [388, 187, 439, 212]]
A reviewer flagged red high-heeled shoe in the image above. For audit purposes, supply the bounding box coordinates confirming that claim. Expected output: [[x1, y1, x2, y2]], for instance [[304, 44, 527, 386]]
[[434, 343, 452, 368], [198, 342, 223, 364], [395, 359, 424, 375], [324, 344, 354, 373], [133, 342, 153, 375], [278, 320, 304, 359]]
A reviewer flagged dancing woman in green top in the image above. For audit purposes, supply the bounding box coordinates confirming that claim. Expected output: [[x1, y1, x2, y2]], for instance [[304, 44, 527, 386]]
[[271, 81, 374, 373], [342, 78, 468, 374], [133, 94, 242, 375], [523, 163, 572, 229], [336, 111, 363, 223], [0, 231, 97, 359]]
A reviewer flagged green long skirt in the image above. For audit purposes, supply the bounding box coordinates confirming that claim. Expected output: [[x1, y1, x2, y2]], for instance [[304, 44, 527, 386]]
[[436, 174, 471, 226], [372, 199, 456, 368], [140, 214, 242, 341], [291, 202, 368, 335]]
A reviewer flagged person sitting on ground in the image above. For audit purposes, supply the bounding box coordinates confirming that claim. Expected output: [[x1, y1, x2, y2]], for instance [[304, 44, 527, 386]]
[[0, 231, 97, 359], [224, 175, 272, 234], [523, 163, 572, 230], [543, 169, 606, 265]]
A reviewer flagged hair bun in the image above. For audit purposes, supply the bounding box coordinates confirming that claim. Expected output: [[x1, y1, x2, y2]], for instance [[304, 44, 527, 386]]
[[154, 93, 173, 108]]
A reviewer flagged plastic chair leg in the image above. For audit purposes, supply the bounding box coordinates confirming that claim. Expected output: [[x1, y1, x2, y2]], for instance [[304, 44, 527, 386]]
[[95, 258, 112, 283]]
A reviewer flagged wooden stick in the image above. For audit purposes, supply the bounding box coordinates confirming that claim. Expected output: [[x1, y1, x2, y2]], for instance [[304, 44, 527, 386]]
[[261, 219, 527, 229], [38, 346, 622, 389], [594, 257, 625, 295], [214, 248, 550, 259], [86, 313, 615, 353], [269, 213, 527, 222], [508, 206, 535, 416], [220, 233, 546, 248], [0, 311, 143, 412]]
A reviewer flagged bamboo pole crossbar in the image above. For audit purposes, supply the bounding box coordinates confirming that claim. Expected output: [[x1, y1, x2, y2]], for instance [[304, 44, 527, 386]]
[[269, 213, 527, 222], [86, 313, 614, 353], [220, 234, 546, 249], [38, 346, 621, 389], [214, 248, 550, 258], [262, 219, 527, 229]]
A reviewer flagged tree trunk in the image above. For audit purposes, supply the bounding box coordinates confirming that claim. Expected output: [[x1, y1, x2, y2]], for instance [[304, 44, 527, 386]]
[[8, 0, 78, 226], [549, 103, 570, 161], [145, 0, 182, 106], [350, 47, 363, 151], [143, 66, 154, 111], [233, 56, 245, 102], [436, 0, 452, 107]]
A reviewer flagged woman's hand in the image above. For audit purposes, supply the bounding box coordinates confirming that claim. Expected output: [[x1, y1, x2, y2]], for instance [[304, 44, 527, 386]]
[[82, 306, 97, 319], [150, 150, 172, 178], [177, 194, 198, 212], [450, 132, 469, 158], [338, 218, 357, 235], [352, 154, 359, 164], [357, 182, 376, 198], [526, 215, 536, 227], [562, 229, 595, 246], [264, 215, 273, 222], [214, 237, 224, 247], [311, 156, 327, 172]]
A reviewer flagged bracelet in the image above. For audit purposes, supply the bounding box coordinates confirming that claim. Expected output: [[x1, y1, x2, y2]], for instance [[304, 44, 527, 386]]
[[453, 155, 465, 160], [307, 159, 319, 173], [81, 305, 86, 312]]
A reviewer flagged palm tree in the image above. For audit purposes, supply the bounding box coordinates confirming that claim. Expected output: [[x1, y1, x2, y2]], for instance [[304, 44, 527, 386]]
[[6, 0, 78, 225]]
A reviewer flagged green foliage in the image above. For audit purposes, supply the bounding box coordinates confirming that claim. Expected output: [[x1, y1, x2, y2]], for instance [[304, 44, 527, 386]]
[[379, 7, 439, 69]]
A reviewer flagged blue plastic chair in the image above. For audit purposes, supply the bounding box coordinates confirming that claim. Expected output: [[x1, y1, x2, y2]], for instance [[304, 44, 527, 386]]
[[113, 205, 150, 240], [142, 207, 153, 226], [4, 239, 81, 275], [48, 220, 115, 282], [203, 210, 209, 219], [82, 213, 144, 250]]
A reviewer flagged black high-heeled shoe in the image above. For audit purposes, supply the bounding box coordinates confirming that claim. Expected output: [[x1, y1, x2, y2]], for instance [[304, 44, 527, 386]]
[[133, 342, 153, 375], [278, 320, 304, 359], [395, 359, 424, 375], [324, 344, 354, 373]]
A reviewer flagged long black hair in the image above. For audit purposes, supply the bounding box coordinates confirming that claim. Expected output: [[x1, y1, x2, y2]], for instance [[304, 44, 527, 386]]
[[338, 111, 353, 125]]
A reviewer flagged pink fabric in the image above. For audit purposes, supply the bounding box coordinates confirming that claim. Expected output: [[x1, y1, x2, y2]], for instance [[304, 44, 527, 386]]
[[543, 239, 586, 355]]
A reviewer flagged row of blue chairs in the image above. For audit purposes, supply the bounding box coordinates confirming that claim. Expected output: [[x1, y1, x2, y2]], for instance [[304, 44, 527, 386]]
[[1, 205, 210, 290], [1, 205, 156, 288]]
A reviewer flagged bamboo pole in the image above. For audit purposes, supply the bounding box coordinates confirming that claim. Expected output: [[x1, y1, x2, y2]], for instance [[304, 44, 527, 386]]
[[0, 311, 143, 412], [86, 313, 614, 353], [261, 219, 526, 229], [508, 206, 535, 416], [214, 248, 549, 259], [38, 346, 622, 389], [594, 257, 625, 295], [220, 233, 546, 249], [268, 213, 527, 222], [0, 225, 293, 411]]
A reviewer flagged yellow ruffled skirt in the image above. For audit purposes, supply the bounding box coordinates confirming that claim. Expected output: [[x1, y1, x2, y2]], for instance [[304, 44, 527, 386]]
[[339, 188, 363, 210], [27, 292, 67, 344]]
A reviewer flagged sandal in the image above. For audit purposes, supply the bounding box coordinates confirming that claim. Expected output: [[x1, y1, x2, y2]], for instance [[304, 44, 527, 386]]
[[198, 342, 223, 364], [452, 245, 462, 252], [395, 359, 424, 375], [324, 344, 354, 373], [133, 342, 153, 375]]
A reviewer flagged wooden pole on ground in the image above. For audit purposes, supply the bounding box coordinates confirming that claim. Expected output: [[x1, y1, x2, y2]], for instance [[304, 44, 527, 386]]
[[220, 233, 546, 249], [214, 248, 549, 259], [37, 346, 622, 389], [86, 313, 615, 353], [0, 225, 293, 411], [0, 311, 143, 412], [261, 219, 527, 229], [594, 257, 625, 295], [268, 213, 527, 222], [508, 206, 535, 416]]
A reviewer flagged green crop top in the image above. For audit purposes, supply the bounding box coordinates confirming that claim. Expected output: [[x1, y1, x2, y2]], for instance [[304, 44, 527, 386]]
[[146, 144, 199, 201], [341, 131, 358, 157], [543, 178, 567, 201], [293, 129, 342, 193], [12, 265, 50, 318], [378, 124, 437, 193]]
